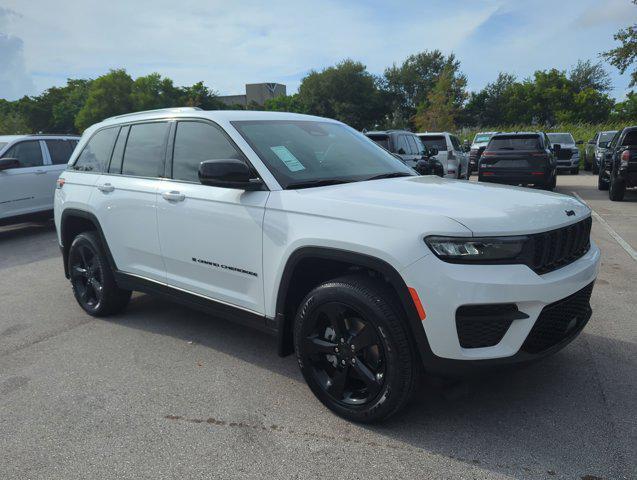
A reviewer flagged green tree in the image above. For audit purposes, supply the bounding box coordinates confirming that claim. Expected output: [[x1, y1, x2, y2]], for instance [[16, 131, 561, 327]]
[[569, 60, 612, 93], [0, 109, 29, 134], [413, 66, 459, 131], [297, 59, 385, 130], [179, 81, 226, 110], [602, 1, 637, 86], [75, 69, 133, 131], [263, 93, 306, 113], [462, 73, 516, 126], [130, 73, 181, 111], [50, 79, 93, 133], [382, 50, 467, 128], [612, 91, 637, 120]]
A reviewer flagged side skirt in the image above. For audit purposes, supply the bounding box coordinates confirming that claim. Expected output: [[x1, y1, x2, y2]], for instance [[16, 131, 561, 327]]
[[114, 271, 277, 335]]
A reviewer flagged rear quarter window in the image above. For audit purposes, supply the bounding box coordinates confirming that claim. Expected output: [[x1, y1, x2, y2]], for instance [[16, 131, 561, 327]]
[[366, 134, 390, 150], [74, 128, 119, 172], [621, 130, 637, 146]]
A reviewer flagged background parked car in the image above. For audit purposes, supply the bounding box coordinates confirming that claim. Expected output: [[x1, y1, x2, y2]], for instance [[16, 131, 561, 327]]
[[417, 132, 469, 179], [469, 131, 497, 172], [365, 130, 444, 177], [585, 130, 618, 174], [478, 132, 557, 190], [547, 132, 583, 175], [597, 126, 637, 201], [0, 134, 79, 225]]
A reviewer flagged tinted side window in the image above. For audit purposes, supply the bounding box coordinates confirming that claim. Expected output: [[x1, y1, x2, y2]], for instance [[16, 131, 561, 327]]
[[406, 135, 419, 155], [45, 140, 75, 165], [109, 126, 128, 174], [122, 122, 169, 178], [74, 128, 118, 172], [395, 135, 409, 154], [3, 141, 44, 168], [172, 121, 243, 183], [621, 130, 637, 146]]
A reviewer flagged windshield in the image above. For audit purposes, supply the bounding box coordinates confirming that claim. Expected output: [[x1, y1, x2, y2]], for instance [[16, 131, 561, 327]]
[[599, 131, 617, 147], [547, 133, 574, 144], [488, 135, 541, 150], [473, 134, 493, 144], [366, 134, 390, 150], [232, 120, 414, 189], [418, 135, 447, 150], [0, 142, 7, 151]]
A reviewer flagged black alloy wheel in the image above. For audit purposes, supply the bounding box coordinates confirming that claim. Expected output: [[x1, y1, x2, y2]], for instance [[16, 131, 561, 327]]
[[68, 232, 131, 316], [70, 243, 105, 312], [302, 301, 385, 406], [294, 275, 418, 423]]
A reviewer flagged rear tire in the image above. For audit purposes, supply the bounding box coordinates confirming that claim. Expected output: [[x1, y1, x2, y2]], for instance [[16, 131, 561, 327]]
[[294, 274, 418, 423], [68, 232, 131, 317], [609, 175, 626, 201]]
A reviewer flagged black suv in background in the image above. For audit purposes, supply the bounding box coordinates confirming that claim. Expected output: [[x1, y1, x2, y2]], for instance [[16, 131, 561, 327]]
[[478, 132, 557, 190], [365, 130, 443, 176], [598, 126, 637, 201]]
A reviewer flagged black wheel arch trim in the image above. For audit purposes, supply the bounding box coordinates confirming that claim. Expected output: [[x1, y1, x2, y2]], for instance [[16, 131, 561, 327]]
[[274, 246, 436, 367], [60, 208, 118, 278]]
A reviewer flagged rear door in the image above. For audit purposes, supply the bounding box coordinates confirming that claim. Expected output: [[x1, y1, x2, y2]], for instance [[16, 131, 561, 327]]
[[156, 119, 268, 314], [92, 121, 169, 282], [0, 140, 50, 218]]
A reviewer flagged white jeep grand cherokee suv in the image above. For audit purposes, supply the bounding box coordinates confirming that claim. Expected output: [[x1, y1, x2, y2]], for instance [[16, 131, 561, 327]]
[[54, 108, 600, 422]]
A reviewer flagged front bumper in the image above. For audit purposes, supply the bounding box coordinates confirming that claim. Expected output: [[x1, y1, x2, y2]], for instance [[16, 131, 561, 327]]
[[400, 241, 600, 368]]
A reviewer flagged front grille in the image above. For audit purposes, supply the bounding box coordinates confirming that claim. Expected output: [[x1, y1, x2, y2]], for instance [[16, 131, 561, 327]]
[[557, 148, 573, 160], [521, 282, 594, 353], [528, 217, 592, 274], [456, 304, 528, 348]]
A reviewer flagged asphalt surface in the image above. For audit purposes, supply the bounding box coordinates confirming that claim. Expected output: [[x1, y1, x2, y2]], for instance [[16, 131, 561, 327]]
[[0, 172, 635, 480]]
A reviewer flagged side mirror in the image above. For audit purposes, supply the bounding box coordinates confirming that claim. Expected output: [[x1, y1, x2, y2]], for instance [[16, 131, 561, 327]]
[[198, 159, 263, 190], [0, 158, 19, 171], [428, 147, 439, 156], [576, 140, 584, 145]]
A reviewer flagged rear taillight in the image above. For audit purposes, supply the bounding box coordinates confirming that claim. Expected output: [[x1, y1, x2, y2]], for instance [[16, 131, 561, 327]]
[[56, 178, 65, 189], [621, 150, 630, 167]]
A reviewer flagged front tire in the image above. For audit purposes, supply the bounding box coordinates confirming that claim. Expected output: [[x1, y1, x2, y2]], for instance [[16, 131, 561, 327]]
[[598, 171, 609, 191], [294, 274, 418, 423], [68, 232, 131, 317]]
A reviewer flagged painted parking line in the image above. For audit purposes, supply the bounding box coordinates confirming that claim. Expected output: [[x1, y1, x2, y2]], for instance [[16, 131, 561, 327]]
[[572, 191, 637, 262]]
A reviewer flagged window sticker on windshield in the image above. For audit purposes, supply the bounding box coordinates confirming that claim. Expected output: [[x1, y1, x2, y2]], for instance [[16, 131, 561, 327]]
[[270, 146, 305, 172]]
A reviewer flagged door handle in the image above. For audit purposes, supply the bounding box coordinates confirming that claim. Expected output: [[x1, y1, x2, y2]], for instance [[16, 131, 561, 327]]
[[97, 183, 114, 193], [162, 191, 185, 202], [35, 169, 46, 175]]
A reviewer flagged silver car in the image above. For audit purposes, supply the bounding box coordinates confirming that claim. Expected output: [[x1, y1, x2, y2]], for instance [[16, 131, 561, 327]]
[[0, 134, 79, 225], [417, 132, 469, 179], [547, 132, 583, 175]]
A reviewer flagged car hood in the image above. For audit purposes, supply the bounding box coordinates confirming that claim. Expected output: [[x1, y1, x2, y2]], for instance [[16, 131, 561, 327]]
[[295, 176, 591, 236]]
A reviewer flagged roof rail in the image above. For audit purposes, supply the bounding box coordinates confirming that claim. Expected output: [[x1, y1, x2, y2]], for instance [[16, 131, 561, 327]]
[[105, 106, 203, 121]]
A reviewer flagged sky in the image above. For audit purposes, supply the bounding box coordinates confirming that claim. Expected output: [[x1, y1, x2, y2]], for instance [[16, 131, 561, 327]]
[[1, 0, 637, 102]]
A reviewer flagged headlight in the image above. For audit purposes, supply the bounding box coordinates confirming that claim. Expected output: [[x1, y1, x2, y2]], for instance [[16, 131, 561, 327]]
[[424, 236, 527, 262]]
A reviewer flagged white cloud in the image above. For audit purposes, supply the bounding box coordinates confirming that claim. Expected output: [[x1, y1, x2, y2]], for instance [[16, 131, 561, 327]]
[[0, 0, 636, 100]]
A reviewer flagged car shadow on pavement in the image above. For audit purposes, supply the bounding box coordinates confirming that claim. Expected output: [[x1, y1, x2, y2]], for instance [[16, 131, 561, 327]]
[[0, 220, 59, 270], [115, 294, 633, 479]]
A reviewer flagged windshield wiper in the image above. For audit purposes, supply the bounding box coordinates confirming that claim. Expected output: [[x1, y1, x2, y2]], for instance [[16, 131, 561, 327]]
[[365, 172, 413, 181], [285, 178, 356, 190]]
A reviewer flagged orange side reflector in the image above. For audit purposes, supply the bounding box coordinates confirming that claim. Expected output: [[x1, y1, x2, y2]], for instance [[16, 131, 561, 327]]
[[408, 287, 426, 321]]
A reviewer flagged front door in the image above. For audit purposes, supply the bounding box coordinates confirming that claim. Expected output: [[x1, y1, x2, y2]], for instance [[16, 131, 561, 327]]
[[0, 140, 50, 219], [156, 120, 268, 315]]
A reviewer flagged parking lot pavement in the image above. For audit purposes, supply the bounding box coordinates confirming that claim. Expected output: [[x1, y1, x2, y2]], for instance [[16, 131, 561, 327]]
[[0, 174, 635, 480]]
